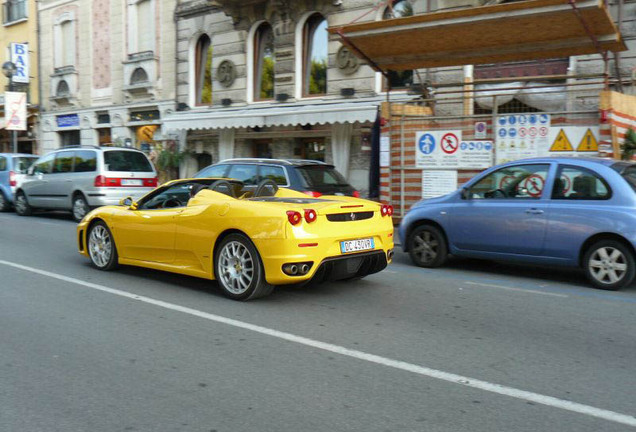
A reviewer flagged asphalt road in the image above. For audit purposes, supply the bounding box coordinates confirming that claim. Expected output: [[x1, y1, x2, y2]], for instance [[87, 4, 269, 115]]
[[1, 211, 635, 432]]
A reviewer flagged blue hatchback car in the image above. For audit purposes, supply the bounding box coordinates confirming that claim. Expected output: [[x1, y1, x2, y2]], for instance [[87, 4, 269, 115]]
[[399, 157, 636, 290], [0, 153, 38, 212]]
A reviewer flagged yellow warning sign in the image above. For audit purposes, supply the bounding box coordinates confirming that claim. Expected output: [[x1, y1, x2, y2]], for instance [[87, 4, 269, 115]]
[[576, 129, 598, 152], [550, 129, 573, 152]]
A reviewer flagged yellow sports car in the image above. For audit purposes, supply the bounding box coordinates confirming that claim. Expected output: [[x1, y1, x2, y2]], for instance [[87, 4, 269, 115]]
[[77, 178, 394, 300]]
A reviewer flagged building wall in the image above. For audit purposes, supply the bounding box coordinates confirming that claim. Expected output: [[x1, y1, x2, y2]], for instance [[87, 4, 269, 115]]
[[0, 0, 40, 105], [38, 0, 178, 154]]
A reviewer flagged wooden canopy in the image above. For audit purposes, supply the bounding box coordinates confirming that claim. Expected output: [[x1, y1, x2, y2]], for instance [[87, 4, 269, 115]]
[[328, 0, 626, 71]]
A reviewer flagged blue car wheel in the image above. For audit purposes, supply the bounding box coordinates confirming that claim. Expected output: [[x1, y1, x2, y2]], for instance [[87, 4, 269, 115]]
[[407, 225, 448, 268]]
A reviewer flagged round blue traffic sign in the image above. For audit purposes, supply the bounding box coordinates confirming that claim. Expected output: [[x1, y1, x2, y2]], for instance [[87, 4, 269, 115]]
[[418, 133, 436, 155], [509, 128, 517, 138], [498, 129, 507, 138]]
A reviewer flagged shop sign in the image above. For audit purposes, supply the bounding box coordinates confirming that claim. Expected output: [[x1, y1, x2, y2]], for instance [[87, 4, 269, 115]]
[[5, 92, 27, 131], [57, 114, 80, 128], [10, 43, 29, 84]]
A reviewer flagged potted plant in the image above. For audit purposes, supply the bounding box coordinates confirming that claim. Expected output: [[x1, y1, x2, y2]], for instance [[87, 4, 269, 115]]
[[155, 141, 190, 182]]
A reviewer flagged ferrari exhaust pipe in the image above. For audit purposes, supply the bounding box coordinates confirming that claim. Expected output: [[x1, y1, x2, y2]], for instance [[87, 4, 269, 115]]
[[300, 264, 310, 274], [289, 265, 298, 275], [387, 249, 394, 261]]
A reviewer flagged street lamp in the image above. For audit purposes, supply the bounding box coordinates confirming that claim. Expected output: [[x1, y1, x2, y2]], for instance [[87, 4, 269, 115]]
[[2, 61, 18, 153]]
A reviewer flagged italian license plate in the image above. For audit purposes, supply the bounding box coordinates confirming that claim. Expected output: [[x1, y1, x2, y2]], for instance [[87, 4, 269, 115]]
[[340, 238, 374, 254], [121, 179, 143, 186]]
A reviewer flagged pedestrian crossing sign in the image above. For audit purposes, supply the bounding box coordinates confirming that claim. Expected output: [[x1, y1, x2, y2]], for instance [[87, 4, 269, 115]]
[[576, 129, 598, 152], [550, 129, 574, 152]]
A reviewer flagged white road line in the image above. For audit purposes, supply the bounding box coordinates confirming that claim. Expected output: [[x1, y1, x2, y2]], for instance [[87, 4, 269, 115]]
[[1, 259, 633, 427], [466, 281, 568, 298]]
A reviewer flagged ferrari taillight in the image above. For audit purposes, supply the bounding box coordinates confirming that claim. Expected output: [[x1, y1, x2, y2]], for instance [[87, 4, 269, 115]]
[[287, 211, 302, 225], [303, 191, 322, 198], [381, 204, 394, 217], [9, 171, 16, 187], [353, 190, 360, 198], [304, 209, 317, 223]]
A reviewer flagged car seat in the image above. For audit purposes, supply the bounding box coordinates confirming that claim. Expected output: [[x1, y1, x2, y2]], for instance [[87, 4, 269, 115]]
[[571, 175, 594, 199], [552, 178, 566, 198]]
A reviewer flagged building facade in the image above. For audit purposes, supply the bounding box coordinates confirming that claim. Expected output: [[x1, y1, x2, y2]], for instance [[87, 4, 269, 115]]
[[1, 0, 39, 153], [38, 0, 178, 155]]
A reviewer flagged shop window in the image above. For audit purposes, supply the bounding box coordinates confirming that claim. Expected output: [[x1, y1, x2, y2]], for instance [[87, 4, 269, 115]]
[[3, 0, 27, 24], [382, 1, 413, 90], [97, 128, 112, 146], [194, 35, 213, 105], [254, 23, 275, 101], [252, 140, 273, 158], [59, 130, 80, 147], [299, 138, 325, 161], [303, 14, 328, 96]]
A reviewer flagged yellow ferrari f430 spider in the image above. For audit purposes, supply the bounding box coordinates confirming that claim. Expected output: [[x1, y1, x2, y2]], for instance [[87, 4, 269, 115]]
[[77, 178, 394, 300]]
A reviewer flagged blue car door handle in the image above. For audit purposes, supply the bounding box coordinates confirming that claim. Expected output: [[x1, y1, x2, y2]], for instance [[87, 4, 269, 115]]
[[525, 208, 544, 215]]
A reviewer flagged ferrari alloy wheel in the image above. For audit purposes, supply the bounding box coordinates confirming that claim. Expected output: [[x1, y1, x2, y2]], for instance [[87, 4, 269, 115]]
[[14, 192, 32, 216], [88, 222, 119, 270], [214, 233, 273, 301], [72, 194, 90, 222], [0, 191, 8, 212], [584, 240, 635, 291], [408, 225, 448, 268]]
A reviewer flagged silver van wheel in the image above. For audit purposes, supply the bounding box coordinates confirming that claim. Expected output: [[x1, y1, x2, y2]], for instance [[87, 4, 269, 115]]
[[88, 224, 113, 268], [72, 195, 89, 221], [14, 192, 31, 216]]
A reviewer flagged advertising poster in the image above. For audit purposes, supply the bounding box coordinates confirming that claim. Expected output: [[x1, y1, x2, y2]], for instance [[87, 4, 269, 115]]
[[495, 114, 551, 164], [5, 92, 27, 131], [416, 131, 493, 169]]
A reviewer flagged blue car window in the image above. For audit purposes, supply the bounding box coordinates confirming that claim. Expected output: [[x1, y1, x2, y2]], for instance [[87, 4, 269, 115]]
[[0, 156, 6, 171], [552, 166, 611, 200], [227, 164, 258, 186], [196, 164, 227, 178], [469, 164, 550, 199]]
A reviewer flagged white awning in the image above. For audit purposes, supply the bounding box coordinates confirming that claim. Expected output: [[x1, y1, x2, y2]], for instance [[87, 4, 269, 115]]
[[163, 100, 380, 131]]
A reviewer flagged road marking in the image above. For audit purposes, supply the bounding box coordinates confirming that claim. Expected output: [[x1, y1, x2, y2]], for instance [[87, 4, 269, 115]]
[[1, 259, 634, 427], [465, 281, 569, 298]]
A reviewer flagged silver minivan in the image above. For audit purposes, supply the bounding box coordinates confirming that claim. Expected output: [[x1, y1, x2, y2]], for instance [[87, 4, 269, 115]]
[[15, 146, 157, 221]]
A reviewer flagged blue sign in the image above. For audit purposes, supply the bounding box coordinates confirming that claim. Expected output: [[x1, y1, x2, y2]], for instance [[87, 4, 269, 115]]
[[57, 114, 80, 128], [509, 128, 517, 138], [518, 115, 527, 125], [418, 134, 436, 155], [539, 114, 549, 124], [498, 129, 507, 138], [508, 116, 517, 125], [484, 142, 493, 151], [529, 114, 537, 125], [498, 117, 507, 126]]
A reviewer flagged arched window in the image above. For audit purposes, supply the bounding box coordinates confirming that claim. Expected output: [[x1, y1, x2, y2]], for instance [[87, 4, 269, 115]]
[[131, 67, 149, 84], [383, 0, 413, 90], [254, 23, 275, 101], [195, 35, 213, 105], [56, 80, 70, 97], [303, 14, 328, 96]]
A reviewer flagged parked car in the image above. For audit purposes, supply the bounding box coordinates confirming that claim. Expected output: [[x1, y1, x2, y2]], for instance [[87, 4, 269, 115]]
[[77, 178, 394, 300], [194, 158, 360, 197], [15, 146, 157, 222], [0, 153, 39, 212], [399, 157, 636, 291]]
